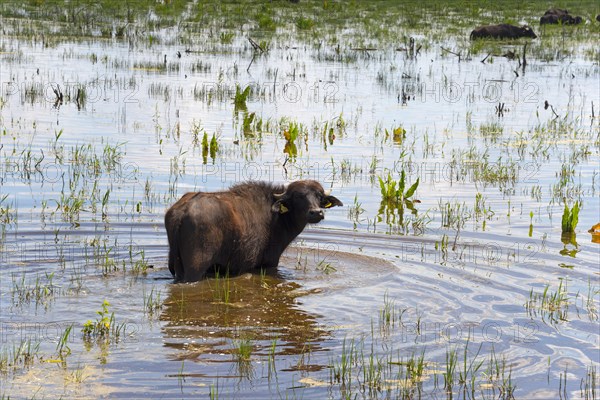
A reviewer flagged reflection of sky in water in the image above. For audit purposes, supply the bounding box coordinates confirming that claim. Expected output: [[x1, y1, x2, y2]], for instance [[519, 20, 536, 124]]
[[2, 38, 598, 227]]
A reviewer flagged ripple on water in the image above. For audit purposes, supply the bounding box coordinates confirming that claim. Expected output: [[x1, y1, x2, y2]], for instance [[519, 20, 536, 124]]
[[1, 226, 598, 399]]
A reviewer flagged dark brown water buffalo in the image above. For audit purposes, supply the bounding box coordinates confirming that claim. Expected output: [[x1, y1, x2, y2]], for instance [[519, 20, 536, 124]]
[[540, 9, 583, 25], [470, 24, 537, 40], [165, 180, 343, 282]]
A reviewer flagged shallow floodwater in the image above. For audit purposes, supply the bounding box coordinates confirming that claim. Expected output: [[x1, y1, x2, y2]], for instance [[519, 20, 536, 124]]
[[0, 5, 599, 399]]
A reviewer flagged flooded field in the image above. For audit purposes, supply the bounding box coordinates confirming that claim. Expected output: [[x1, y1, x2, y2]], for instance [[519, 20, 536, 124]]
[[0, 0, 599, 398]]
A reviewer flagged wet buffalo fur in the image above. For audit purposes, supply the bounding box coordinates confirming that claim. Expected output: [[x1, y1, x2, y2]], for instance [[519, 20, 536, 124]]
[[470, 24, 537, 40], [165, 180, 343, 282]]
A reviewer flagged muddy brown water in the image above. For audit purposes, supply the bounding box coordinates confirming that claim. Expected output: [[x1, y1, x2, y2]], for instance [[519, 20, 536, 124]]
[[0, 13, 599, 400]]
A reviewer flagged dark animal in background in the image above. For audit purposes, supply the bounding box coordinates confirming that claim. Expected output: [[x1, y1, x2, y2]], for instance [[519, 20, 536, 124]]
[[164, 180, 343, 282], [596, 14, 600, 22], [540, 9, 583, 25], [543, 8, 569, 17], [470, 24, 537, 40]]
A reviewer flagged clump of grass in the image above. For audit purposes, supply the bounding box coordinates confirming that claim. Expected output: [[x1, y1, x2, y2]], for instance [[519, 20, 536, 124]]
[[202, 132, 210, 163], [129, 248, 150, 275], [0, 339, 40, 373], [241, 112, 266, 138], [82, 300, 126, 343], [484, 348, 516, 399], [390, 349, 428, 395], [444, 347, 458, 392], [242, 112, 256, 137], [406, 350, 427, 386], [317, 260, 336, 274], [378, 292, 406, 332], [457, 339, 484, 393], [232, 335, 254, 378], [348, 194, 365, 229], [438, 200, 470, 231], [361, 345, 385, 393], [143, 287, 162, 317], [379, 170, 419, 205], [380, 293, 394, 328], [233, 338, 253, 361], [56, 324, 73, 360], [233, 84, 251, 111], [210, 135, 218, 160], [561, 201, 580, 234], [472, 158, 518, 189], [529, 210, 534, 237], [88, 238, 118, 276], [11, 272, 57, 306], [0, 194, 16, 225], [132, 60, 167, 72], [256, 12, 276, 31], [474, 193, 494, 230], [330, 338, 356, 386], [296, 16, 315, 30], [320, 121, 336, 148], [212, 271, 232, 304], [219, 31, 235, 44], [282, 121, 302, 159], [385, 126, 406, 145], [526, 279, 570, 324], [479, 121, 503, 141], [377, 169, 422, 234], [201, 132, 219, 164], [54, 191, 85, 224]]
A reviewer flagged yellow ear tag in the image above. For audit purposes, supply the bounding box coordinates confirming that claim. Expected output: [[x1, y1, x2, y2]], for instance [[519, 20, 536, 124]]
[[279, 204, 289, 214], [324, 202, 332, 208]]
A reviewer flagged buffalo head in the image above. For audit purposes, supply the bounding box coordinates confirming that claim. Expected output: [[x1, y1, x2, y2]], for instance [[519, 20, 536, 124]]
[[521, 26, 537, 38], [272, 180, 343, 224]]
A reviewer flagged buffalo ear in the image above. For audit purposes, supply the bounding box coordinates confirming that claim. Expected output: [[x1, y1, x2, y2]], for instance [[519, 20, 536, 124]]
[[323, 195, 343, 208], [272, 200, 289, 214], [272, 189, 290, 214]]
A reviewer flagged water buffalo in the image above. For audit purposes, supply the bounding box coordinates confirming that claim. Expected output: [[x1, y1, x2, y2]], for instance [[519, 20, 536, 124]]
[[165, 180, 343, 282], [540, 9, 583, 25], [470, 24, 537, 40]]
